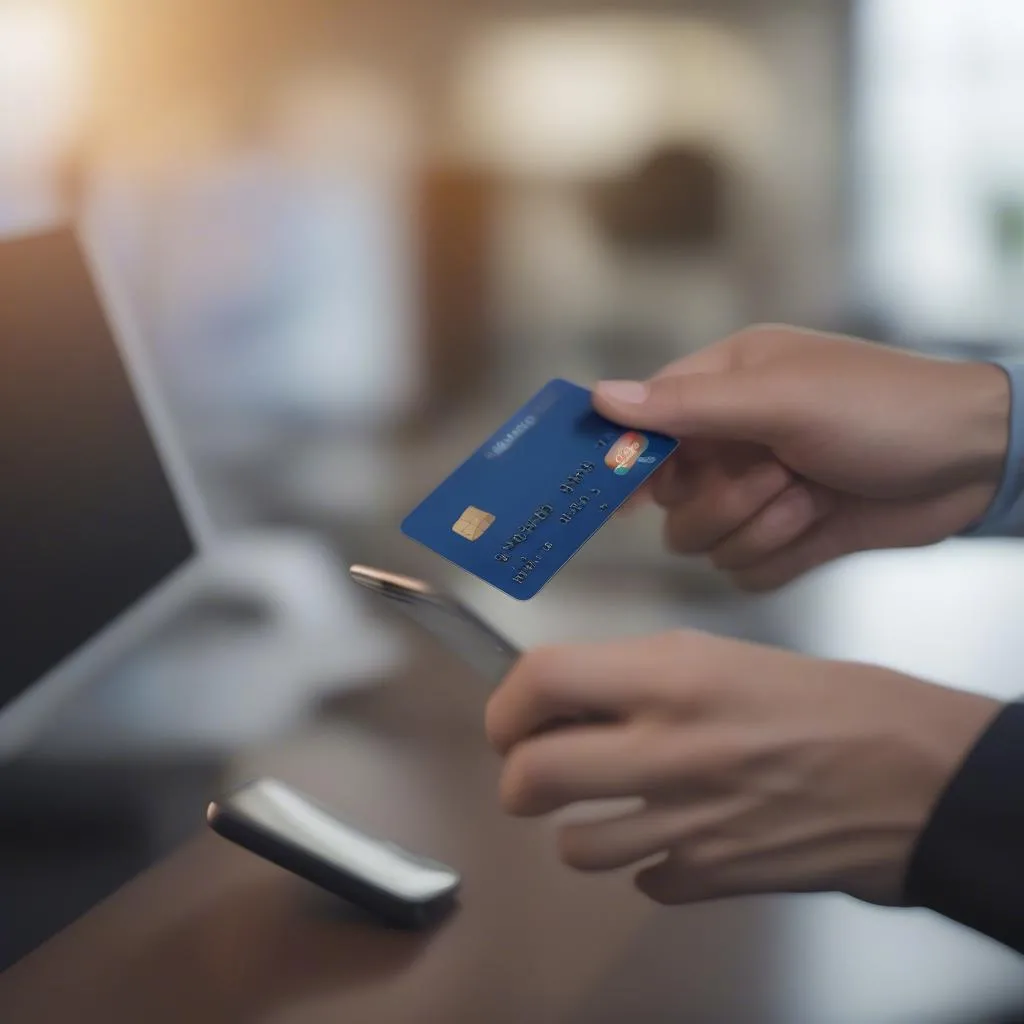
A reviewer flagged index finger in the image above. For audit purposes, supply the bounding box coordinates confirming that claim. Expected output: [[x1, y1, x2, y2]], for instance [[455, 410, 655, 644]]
[[485, 634, 684, 756]]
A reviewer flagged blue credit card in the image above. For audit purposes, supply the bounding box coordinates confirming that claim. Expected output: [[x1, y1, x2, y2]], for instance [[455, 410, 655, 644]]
[[401, 379, 679, 600]]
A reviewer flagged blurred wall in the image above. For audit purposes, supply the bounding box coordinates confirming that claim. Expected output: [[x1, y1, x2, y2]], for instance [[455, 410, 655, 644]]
[[443, 1, 850, 392], [79, 0, 850, 318]]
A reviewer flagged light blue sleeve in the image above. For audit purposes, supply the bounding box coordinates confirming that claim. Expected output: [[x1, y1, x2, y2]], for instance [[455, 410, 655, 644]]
[[965, 361, 1024, 538]]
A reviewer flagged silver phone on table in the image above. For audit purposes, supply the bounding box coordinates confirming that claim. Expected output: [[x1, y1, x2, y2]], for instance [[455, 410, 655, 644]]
[[207, 777, 460, 928], [349, 565, 519, 686]]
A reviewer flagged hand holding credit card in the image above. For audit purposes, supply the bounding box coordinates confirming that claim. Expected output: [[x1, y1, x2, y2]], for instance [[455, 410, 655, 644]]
[[402, 380, 679, 599]]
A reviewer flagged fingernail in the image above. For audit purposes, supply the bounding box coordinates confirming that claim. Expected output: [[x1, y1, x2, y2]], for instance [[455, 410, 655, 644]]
[[597, 380, 649, 404]]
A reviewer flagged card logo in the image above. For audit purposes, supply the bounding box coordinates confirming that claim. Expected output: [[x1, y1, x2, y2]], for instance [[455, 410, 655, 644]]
[[452, 505, 496, 541], [486, 415, 537, 459], [605, 432, 649, 475]]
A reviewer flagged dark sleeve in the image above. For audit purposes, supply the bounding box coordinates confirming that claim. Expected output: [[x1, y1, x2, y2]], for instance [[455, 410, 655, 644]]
[[904, 701, 1024, 953]]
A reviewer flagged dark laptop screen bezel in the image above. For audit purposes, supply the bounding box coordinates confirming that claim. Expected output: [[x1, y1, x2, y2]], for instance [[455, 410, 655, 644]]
[[0, 221, 212, 755]]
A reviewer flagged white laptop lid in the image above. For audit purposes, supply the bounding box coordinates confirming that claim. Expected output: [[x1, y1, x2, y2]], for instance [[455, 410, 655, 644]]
[[0, 222, 213, 757]]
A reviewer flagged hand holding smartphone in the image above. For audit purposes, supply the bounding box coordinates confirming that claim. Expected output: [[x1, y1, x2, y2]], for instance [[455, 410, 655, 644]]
[[208, 565, 608, 924], [350, 565, 611, 735]]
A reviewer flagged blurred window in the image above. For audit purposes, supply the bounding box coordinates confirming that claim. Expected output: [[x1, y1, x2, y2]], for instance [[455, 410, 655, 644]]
[[856, 0, 1024, 344], [0, 1, 86, 235]]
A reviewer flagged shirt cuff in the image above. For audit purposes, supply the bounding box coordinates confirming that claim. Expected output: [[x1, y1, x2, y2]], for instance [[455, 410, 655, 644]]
[[903, 701, 1024, 953], [964, 361, 1024, 538]]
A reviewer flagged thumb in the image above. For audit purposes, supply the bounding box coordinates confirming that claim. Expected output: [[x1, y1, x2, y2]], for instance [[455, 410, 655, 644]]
[[593, 371, 787, 442]]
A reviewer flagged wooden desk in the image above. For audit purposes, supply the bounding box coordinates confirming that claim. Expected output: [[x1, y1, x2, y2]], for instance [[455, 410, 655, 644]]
[[0, 651, 777, 1023]]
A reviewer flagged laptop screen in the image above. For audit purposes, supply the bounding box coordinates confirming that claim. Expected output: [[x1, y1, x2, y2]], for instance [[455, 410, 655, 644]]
[[0, 228, 195, 711]]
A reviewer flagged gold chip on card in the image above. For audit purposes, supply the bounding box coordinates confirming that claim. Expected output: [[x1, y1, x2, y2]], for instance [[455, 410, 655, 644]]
[[452, 506, 496, 541]]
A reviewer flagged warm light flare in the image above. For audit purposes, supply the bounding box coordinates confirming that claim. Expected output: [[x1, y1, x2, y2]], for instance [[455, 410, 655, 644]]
[[450, 16, 776, 180], [0, 1, 86, 167]]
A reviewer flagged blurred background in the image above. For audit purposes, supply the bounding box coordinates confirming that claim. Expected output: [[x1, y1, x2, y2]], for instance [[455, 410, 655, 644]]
[[3, 0, 1024, 1020]]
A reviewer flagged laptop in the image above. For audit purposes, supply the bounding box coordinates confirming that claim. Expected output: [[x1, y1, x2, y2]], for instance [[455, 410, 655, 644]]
[[0, 220, 214, 757]]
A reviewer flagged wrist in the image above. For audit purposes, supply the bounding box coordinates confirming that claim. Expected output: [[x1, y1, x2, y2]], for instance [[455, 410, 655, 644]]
[[949, 361, 1011, 490]]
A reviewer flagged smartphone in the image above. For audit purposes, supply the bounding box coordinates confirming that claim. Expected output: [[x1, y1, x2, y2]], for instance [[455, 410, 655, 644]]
[[350, 565, 607, 733], [349, 565, 520, 686], [207, 777, 461, 928]]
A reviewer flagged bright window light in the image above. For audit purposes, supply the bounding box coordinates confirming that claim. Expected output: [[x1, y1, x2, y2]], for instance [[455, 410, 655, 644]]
[[856, 0, 1024, 341], [0, 2, 85, 168], [453, 22, 659, 179], [450, 17, 775, 180]]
